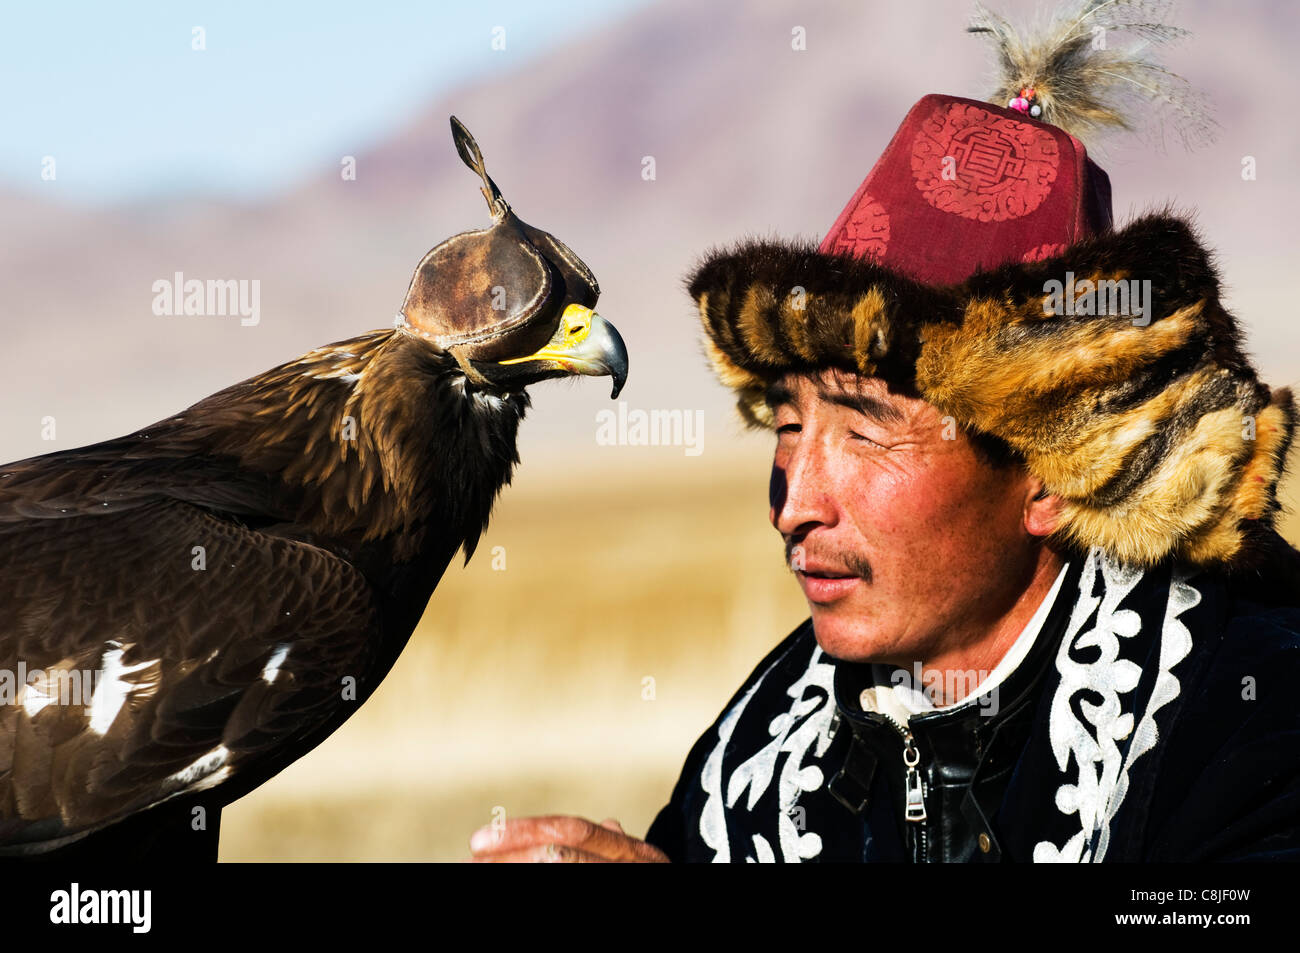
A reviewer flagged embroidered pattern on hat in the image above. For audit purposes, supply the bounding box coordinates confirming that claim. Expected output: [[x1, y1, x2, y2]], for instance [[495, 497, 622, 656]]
[[911, 102, 1060, 222], [826, 192, 890, 261], [1022, 242, 1067, 262]]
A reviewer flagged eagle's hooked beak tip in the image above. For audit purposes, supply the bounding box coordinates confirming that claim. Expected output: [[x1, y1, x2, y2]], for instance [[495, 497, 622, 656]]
[[604, 319, 629, 400]]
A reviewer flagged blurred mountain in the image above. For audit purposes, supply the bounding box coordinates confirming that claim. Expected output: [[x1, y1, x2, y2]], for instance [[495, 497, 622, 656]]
[[3, 0, 1298, 468]]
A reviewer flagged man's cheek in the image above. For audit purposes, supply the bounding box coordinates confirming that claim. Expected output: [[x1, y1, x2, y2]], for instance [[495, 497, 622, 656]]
[[855, 470, 938, 539], [908, 463, 993, 530]]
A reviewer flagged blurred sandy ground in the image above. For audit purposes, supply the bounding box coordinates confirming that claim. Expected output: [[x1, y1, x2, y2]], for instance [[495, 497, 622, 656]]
[[218, 444, 1300, 861]]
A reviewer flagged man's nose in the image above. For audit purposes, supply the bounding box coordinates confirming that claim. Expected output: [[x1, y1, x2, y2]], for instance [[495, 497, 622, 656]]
[[770, 441, 837, 537]]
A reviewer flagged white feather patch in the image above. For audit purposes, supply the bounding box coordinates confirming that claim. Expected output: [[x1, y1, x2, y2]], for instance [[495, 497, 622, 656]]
[[262, 644, 290, 684], [166, 745, 232, 788], [87, 646, 155, 735], [20, 680, 55, 718]]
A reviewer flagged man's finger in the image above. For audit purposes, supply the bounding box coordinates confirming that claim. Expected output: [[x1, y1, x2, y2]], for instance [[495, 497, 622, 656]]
[[468, 814, 665, 862], [469, 815, 629, 857], [469, 843, 612, 863]]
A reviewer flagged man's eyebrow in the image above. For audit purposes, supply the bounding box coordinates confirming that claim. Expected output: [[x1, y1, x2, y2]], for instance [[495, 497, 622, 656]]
[[763, 378, 906, 425], [764, 380, 796, 410], [816, 385, 906, 424]]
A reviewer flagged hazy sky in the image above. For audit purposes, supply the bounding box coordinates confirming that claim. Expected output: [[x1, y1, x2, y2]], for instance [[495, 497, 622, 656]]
[[0, 0, 648, 204]]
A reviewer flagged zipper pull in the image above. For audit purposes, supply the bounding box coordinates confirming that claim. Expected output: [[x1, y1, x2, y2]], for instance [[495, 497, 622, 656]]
[[902, 734, 927, 822]]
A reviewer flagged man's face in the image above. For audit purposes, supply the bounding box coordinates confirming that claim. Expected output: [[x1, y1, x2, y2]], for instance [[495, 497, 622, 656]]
[[768, 368, 1043, 666]]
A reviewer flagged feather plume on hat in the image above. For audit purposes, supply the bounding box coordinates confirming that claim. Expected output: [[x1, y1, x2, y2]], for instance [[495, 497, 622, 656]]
[[967, 0, 1218, 151]]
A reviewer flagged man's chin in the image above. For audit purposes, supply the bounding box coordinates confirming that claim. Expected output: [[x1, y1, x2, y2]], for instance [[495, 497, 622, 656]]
[[807, 604, 887, 664]]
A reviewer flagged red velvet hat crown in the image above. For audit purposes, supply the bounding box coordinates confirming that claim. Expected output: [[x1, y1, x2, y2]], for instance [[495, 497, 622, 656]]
[[820, 93, 1113, 285]]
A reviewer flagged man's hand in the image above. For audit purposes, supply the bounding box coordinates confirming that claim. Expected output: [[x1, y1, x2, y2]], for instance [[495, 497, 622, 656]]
[[468, 815, 670, 863]]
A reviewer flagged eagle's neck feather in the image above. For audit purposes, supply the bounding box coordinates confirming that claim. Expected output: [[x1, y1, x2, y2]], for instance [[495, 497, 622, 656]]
[[202, 329, 529, 565]]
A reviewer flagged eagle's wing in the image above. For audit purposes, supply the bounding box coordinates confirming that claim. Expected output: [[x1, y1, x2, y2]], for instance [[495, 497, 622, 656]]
[[0, 460, 380, 851]]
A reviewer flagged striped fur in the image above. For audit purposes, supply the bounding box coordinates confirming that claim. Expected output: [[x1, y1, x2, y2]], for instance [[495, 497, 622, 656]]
[[688, 211, 1295, 568]]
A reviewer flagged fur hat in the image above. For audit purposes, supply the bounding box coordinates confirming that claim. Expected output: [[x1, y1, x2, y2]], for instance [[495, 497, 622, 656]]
[[688, 0, 1295, 569]]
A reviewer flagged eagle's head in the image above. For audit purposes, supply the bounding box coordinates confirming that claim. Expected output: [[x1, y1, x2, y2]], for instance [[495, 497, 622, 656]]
[[397, 116, 628, 399]]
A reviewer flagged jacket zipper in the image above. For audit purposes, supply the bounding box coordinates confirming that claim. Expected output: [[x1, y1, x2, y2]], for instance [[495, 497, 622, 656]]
[[878, 711, 929, 861]]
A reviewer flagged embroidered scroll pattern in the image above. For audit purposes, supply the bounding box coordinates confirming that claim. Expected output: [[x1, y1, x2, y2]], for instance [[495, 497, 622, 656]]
[[698, 644, 838, 863], [1091, 567, 1198, 861], [1034, 550, 1198, 862]]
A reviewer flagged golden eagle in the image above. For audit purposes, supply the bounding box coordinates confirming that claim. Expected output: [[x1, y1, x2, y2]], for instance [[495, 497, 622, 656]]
[[0, 117, 627, 860]]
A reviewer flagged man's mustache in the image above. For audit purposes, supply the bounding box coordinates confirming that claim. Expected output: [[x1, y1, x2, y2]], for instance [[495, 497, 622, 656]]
[[784, 537, 873, 583]]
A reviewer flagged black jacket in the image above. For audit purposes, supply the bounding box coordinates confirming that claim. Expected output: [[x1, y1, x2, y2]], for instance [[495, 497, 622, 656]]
[[646, 545, 1300, 862]]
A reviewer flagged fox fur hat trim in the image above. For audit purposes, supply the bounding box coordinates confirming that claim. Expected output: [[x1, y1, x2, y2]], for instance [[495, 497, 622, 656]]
[[689, 210, 1296, 569]]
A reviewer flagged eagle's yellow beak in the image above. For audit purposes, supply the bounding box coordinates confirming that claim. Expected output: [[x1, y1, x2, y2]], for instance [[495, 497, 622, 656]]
[[497, 304, 629, 398]]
